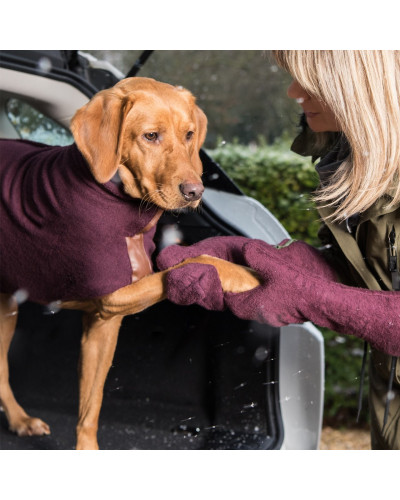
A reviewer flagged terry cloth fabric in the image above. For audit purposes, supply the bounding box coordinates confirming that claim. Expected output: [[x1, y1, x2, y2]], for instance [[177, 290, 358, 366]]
[[157, 234, 400, 356], [0, 139, 160, 303], [223, 239, 400, 357], [159, 237, 400, 356]]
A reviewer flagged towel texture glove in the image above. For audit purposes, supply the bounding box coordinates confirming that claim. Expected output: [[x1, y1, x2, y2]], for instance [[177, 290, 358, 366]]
[[156, 236, 337, 312], [156, 236, 250, 311], [157, 236, 336, 279], [225, 240, 400, 356], [158, 237, 400, 357]]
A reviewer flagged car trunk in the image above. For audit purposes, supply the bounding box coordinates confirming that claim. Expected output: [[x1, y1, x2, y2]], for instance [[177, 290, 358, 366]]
[[1, 187, 283, 450]]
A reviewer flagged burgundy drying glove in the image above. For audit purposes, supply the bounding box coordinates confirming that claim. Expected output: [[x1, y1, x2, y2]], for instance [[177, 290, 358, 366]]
[[161, 237, 337, 314], [156, 236, 251, 270], [164, 263, 225, 311], [225, 239, 400, 357], [158, 235, 256, 311], [159, 236, 255, 311]]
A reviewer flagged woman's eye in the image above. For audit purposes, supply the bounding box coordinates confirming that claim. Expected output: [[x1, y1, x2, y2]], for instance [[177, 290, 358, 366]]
[[186, 131, 194, 141], [144, 132, 158, 142]]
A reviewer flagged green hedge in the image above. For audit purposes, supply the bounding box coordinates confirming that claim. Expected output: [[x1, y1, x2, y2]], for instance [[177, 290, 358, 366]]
[[207, 139, 321, 245], [206, 140, 368, 426]]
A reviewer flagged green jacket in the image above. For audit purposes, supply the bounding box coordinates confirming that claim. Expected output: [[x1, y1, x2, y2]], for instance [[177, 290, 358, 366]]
[[318, 198, 400, 292], [324, 192, 400, 450], [292, 124, 400, 449]]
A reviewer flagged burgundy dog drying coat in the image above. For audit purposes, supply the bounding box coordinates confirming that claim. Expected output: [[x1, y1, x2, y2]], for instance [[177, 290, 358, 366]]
[[0, 139, 161, 304]]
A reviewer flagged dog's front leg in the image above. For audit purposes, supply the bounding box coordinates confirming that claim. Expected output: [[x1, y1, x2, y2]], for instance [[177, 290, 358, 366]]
[[76, 312, 122, 450], [96, 256, 261, 319]]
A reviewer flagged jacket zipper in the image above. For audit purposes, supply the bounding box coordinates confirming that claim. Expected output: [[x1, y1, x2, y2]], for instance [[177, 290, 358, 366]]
[[389, 225, 400, 291], [382, 225, 399, 433]]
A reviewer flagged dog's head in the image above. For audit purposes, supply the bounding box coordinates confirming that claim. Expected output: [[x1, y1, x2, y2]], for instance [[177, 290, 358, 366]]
[[70, 77, 207, 210]]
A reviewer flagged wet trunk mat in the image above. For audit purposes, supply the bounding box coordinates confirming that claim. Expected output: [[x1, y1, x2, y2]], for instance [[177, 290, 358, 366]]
[[1, 301, 282, 450]]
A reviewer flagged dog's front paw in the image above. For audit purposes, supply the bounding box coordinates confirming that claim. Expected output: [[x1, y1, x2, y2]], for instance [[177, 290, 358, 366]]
[[10, 416, 51, 437]]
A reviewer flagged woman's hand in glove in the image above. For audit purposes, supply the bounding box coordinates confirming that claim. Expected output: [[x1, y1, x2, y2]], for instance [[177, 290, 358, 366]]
[[224, 240, 400, 356], [160, 237, 336, 315], [163, 238, 400, 357]]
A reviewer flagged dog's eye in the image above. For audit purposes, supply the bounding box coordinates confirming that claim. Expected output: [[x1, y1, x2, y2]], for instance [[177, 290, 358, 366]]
[[144, 132, 158, 142], [186, 131, 194, 141]]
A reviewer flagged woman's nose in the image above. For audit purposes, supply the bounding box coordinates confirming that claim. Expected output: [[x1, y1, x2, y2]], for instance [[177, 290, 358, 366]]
[[287, 80, 309, 102]]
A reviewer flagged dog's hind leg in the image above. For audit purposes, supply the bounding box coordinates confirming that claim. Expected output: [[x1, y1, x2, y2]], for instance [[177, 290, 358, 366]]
[[76, 312, 122, 450], [0, 293, 50, 437]]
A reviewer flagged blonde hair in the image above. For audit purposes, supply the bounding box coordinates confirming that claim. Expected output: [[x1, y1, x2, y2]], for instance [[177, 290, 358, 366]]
[[273, 50, 400, 221]]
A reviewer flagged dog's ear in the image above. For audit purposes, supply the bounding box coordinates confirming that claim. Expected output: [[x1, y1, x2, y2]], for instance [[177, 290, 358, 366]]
[[70, 89, 134, 184], [192, 105, 208, 170], [195, 105, 208, 150]]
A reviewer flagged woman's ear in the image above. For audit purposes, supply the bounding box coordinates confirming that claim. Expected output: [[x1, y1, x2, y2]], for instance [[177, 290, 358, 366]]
[[70, 89, 134, 183]]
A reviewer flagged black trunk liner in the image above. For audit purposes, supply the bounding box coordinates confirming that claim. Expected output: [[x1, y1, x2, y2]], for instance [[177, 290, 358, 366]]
[[1, 300, 282, 450]]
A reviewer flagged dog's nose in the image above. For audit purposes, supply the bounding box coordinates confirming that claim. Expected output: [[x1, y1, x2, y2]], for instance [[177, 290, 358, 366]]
[[179, 182, 204, 202]]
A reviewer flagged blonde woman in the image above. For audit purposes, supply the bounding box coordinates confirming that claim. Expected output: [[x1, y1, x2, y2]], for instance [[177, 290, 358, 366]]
[[157, 51, 400, 450]]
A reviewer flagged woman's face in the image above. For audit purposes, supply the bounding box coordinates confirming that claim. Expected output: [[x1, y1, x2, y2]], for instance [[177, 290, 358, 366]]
[[287, 80, 342, 132]]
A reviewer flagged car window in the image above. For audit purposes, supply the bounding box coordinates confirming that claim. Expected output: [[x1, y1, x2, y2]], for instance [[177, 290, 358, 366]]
[[6, 98, 74, 146]]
